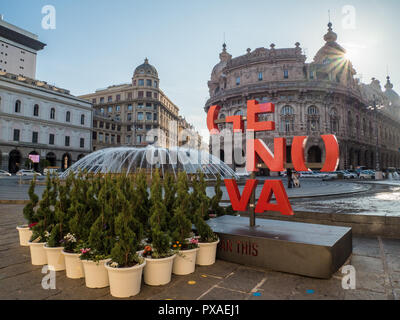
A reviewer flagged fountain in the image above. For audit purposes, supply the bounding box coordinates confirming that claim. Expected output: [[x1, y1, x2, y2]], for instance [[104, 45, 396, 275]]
[[60, 146, 239, 180]]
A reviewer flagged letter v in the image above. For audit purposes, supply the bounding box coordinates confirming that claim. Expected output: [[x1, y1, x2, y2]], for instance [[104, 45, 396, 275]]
[[224, 179, 258, 211]]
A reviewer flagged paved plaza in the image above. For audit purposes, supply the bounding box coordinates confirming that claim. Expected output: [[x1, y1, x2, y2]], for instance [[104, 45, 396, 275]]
[[1, 204, 399, 300]]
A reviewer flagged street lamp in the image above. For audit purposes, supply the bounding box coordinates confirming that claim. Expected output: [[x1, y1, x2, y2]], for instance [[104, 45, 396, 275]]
[[367, 95, 385, 180]]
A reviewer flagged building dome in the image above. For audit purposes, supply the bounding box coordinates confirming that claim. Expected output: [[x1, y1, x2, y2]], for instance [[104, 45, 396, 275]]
[[313, 22, 346, 63], [134, 58, 158, 78], [384, 76, 400, 105]]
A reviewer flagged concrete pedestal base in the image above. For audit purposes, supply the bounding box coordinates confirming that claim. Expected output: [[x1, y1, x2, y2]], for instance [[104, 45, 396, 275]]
[[207, 216, 352, 279]]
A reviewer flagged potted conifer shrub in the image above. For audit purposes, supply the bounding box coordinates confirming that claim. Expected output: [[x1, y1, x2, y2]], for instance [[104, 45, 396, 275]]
[[62, 171, 95, 279], [80, 175, 115, 288], [105, 187, 146, 298], [143, 169, 176, 286], [170, 172, 199, 275], [44, 176, 68, 271], [17, 176, 38, 246], [28, 173, 56, 265], [194, 173, 219, 266]]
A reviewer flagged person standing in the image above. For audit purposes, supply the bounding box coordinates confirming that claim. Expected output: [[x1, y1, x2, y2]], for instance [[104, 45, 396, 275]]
[[287, 168, 293, 188]]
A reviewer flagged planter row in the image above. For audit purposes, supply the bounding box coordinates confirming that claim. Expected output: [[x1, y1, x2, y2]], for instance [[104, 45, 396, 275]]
[[18, 226, 219, 298]]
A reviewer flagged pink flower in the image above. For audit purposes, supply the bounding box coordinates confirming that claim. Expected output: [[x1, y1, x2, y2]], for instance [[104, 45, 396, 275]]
[[190, 238, 199, 245], [28, 222, 38, 229], [80, 248, 91, 254]]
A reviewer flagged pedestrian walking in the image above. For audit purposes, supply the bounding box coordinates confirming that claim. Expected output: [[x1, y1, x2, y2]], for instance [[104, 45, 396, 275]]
[[287, 168, 293, 188], [292, 171, 300, 188]]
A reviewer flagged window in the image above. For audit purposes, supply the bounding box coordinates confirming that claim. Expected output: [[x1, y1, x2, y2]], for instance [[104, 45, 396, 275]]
[[284, 70, 289, 79], [50, 108, 55, 119], [128, 92, 132, 100], [108, 106, 113, 113], [99, 133, 103, 142], [330, 108, 339, 133], [137, 124, 143, 130], [66, 111, 71, 122], [307, 106, 320, 132], [146, 125, 151, 130], [108, 96, 112, 102], [258, 72, 263, 81], [236, 77, 240, 85], [154, 81, 158, 88], [80, 138, 84, 148], [133, 80, 137, 86], [128, 104, 133, 111], [13, 129, 20, 141], [126, 135, 131, 144], [137, 103, 144, 108], [49, 134, 55, 145], [33, 104, 39, 117], [136, 135, 142, 144], [146, 103, 152, 108], [137, 112, 144, 121], [99, 121, 104, 128], [127, 125, 131, 131], [153, 113, 157, 121], [146, 79, 152, 86], [307, 106, 319, 115], [139, 79, 144, 86], [146, 91, 152, 98], [81, 114, 85, 125], [116, 94, 120, 101], [92, 98, 97, 104], [138, 91, 144, 98], [100, 108, 104, 114], [116, 105, 120, 112], [100, 97, 104, 103], [117, 125, 121, 131], [146, 112, 152, 121], [153, 93, 158, 99], [112, 123, 116, 130], [117, 135, 121, 143], [111, 135, 115, 144], [92, 132, 97, 140], [32, 132, 38, 143], [15, 100, 21, 113], [127, 113, 132, 121], [105, 134, 109, 143], [281, 106, 294, 115], [106, 122, 110, 130], [65, 136, 70, 147], [310, 71, 314, 79]]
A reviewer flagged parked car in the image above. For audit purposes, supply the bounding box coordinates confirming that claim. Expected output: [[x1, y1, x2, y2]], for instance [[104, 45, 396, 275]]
[[16, 169, 42, 176], [0, 170, 11, 177], [337, 170, 357, 179], [359, 170, 375, 179], [43, 167, 61, 176]]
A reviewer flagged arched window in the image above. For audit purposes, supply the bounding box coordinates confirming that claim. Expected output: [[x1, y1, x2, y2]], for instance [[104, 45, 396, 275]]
[[307, 105, 320, 132], [33, 104, 39, 117], [50, 108, 55, 120], [280, 105, 294, 133], [15, 100, 21, 113], [66, 111, 71, 122], [234, 110, 243, 116], [281, 105, 294, 115], [307, 105, 319, 115], [329, 108, 339, 133]]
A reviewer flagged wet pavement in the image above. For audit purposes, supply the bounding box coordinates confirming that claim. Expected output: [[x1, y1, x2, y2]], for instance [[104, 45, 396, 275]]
[[1, 204, 399, 300]]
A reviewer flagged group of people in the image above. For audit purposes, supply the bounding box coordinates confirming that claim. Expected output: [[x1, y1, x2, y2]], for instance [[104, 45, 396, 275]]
[[286, 168, 301, 188]]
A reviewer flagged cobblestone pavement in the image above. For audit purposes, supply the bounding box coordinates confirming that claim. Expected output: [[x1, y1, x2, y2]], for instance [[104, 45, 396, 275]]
[[1, 204, 399, 300]]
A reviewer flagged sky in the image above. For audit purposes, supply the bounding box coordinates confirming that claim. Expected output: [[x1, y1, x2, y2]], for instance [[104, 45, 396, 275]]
[[1, 0, 400, 141]]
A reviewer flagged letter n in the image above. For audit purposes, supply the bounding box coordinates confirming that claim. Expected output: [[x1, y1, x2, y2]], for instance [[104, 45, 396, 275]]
[[224, 179, 258, 211], [247, 138, 286, 172], [255, 180, 294, 216]]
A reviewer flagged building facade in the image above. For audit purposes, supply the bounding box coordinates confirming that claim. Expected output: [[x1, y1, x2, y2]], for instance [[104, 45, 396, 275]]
[[205, 23, 400, 171], [0, 72, 92, 173], [81, 59, 200, 151], [0, 16, 45, 79]]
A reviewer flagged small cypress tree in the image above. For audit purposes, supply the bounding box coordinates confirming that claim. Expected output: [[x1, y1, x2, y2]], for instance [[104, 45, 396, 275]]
[[23, 176, 39, 226], [163, 171, 177, 222], [149, 169, 171, 258], [31, 172, 56, 242], [110, 186, 143, 267], [135, 170, 150, 237], [210, 175, 224, 217], [170, 171, 192, 248]]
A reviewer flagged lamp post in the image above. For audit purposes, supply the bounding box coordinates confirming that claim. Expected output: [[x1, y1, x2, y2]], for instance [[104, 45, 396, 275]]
[[368, 95, 385, 180]]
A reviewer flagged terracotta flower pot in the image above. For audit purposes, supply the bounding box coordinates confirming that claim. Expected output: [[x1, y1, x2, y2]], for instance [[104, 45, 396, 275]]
[[28, 241, 47, 265], [105, 260, 146, 298], [62, 250, 84, 279], [196, 239, 220, 266], [172, 248, 199, 275], [44, 245, 66, 271], [81, 259, 111, 288], [16, 225, 32, 246], [143, 254, 176, 286]]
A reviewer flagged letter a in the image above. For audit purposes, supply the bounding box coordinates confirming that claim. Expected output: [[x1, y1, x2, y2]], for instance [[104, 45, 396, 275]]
[[224, 179, 258, 211], [255, 180, 294, 216]]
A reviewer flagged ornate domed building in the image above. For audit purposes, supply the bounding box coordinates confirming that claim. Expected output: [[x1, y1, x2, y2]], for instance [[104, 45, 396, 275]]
[[205, 23, 400, 171]]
